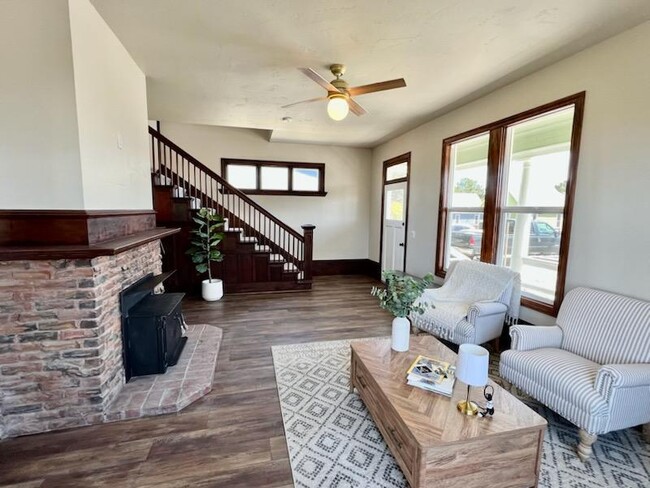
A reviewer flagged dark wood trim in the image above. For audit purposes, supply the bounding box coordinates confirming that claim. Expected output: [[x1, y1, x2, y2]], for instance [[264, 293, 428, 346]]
[[442, 92, 587, 146], [379, 152, 411, 275], [237, 190, 328, 197], [0, 227, 179, 261], [435, 143, 451, 278], [0, 209, 156, 246], [221, 158, 326, 196], [481, 127, 506, 263], [313, 259, 381, 277], [435, 92, 586, 315]]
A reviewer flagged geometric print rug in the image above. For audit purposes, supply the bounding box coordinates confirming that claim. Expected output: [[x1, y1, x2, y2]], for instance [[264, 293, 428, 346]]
[[271, 338, 650, 488]]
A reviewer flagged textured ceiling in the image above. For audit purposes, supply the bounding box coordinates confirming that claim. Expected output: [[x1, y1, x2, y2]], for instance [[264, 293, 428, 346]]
[[91, 0, 650, 147]]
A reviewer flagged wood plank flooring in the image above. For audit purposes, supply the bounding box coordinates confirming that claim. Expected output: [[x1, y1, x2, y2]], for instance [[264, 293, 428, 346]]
[[0, 275, 392, 487]]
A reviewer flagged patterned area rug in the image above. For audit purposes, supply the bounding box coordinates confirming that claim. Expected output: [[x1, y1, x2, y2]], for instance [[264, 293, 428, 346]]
[[271, 338, 650, 488]]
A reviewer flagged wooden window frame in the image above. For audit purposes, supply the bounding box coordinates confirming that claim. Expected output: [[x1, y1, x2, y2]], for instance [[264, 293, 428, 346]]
[[435, 92, 586, 316], [221, 158, 327, 196]]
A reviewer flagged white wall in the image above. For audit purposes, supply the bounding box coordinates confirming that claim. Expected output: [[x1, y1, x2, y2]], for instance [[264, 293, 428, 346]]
[[0, 0, 84, 209], [159, 122, 372, 260], [370, 21, 650, 324], [69, 0, 152, 210]]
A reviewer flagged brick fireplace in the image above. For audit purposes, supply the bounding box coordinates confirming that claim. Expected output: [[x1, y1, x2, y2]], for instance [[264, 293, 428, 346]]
[[0, 211, 179, 439]]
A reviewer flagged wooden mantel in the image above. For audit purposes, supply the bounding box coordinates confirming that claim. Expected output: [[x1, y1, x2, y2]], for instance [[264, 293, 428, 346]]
[[0, 209, 179, 260]]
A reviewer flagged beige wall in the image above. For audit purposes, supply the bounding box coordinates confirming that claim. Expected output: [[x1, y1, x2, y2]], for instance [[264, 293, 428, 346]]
[[0, 0, 151, 211], [160, 122, 372, 260], [370, 20, 650, 324], [0, 0, 84, 209], [69, 0, 152, 210]]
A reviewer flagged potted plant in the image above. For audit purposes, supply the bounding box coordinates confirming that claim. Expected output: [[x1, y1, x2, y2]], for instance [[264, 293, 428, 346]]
[[186, 208, 225, 301], [371, 271, 434, 351]]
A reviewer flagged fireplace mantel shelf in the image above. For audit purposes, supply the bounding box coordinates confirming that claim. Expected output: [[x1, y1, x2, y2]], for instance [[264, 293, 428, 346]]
[[0, 227, 180, 260]]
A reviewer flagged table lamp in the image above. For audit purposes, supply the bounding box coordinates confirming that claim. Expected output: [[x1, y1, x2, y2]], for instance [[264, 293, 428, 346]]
[[455, 344, 489, 415]]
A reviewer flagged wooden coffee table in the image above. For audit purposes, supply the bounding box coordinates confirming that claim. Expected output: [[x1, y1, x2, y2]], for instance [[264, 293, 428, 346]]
[[350, 336, 546, 488]]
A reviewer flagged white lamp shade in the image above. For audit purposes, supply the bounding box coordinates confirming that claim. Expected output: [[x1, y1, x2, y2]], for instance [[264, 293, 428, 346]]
[[327, 95, 349, 121], [456, 344, 489, 387]]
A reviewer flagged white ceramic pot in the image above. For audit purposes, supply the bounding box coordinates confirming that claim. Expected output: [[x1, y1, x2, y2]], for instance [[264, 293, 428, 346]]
[[202, 279, 223, 301], [391, 316, 410, 352]]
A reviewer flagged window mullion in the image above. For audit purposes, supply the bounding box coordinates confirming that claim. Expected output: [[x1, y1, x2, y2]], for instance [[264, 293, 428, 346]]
[[481, 127, 506, 263]]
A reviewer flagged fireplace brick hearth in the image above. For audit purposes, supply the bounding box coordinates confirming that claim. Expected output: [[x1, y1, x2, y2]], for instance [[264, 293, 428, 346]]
[[0, 241, 162, 439]]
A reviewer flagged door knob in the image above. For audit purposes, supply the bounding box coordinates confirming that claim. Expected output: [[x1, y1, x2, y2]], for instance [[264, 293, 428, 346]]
[[399, 243, 404, 247]]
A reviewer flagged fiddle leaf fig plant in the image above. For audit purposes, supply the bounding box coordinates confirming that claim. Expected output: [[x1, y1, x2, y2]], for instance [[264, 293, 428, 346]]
[[186, 208, 225, 282], [371, 271, 435, 318]]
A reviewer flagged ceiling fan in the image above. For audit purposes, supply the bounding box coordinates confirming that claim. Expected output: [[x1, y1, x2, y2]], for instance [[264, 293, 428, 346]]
[[283, 64, 406, 121]]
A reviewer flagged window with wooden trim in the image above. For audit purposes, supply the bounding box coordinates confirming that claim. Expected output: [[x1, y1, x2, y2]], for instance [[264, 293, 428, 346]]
[[221, 159, 326, 196], [436, 92, 585, 316]]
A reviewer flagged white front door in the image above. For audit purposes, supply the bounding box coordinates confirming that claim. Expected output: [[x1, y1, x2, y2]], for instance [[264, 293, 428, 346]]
[[382, 181, 407, 274]]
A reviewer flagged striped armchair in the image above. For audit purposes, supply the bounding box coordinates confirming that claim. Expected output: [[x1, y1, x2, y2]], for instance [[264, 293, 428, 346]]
[[500, 287, 650, 461]]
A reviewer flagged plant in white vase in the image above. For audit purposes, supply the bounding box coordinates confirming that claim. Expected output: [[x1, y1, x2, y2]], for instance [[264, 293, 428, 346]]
[[186, 208, 225, 301], [371, 271, 434, 352]]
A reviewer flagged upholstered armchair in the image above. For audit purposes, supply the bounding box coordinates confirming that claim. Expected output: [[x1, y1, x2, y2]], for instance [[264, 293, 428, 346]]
[[411, 261, 520, 345], [500, 287, 650, 461]]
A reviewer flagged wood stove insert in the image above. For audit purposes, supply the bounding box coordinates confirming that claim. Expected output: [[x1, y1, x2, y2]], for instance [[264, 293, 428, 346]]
[[120, 271, 187, 381]]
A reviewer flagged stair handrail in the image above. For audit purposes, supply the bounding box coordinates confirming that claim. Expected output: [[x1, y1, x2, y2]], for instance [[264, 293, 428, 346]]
[[149, 127, 304, 242]]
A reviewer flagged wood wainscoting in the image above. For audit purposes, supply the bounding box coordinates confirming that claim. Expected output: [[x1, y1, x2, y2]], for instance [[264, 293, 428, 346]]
[[313, 259, 381, 278]]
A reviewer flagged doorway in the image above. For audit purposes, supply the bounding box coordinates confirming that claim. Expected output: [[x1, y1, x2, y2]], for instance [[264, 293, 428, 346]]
[[380, 153, 411, 275]]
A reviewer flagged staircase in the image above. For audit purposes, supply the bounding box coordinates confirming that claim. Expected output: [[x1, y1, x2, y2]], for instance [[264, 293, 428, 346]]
[[149, 127, 314, 294]]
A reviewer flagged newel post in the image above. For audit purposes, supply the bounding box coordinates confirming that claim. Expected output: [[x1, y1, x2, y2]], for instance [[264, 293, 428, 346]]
[[301, 224, 316, 282]]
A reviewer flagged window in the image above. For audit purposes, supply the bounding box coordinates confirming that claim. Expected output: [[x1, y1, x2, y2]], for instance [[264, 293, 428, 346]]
[[436, 93, 585, 315], [221, 159, 326, 196]]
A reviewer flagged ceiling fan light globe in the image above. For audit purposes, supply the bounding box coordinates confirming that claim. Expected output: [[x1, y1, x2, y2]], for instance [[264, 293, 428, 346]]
[[327, 96, 349, 121]]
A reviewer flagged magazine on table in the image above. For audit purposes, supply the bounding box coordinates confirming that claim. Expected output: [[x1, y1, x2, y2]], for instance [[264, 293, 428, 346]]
[[406, 355, 456, 397]]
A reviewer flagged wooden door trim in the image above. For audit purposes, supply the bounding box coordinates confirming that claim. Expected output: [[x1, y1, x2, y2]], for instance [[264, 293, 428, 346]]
[[379, 152, 411, 274]]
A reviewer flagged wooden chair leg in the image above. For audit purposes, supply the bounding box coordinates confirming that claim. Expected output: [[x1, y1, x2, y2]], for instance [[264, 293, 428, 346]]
[[643, 423, 650, 443], [577, 429, 597, 462], [411, 325, 422, 336]]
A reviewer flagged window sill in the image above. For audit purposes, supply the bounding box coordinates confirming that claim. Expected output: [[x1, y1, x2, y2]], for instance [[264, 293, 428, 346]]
[[239, 190, 328, 197]]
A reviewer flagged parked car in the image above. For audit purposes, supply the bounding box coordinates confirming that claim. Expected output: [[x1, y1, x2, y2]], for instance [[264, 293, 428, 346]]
[[451, 220, 560, 258]]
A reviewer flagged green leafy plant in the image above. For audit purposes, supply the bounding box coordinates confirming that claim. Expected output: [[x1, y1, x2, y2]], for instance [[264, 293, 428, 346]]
[[186, 208, 225, 282], [371, 271, 435, 318]]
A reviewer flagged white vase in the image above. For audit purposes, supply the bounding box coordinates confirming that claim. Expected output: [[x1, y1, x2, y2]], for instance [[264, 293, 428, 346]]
[[202, 278, 223, 301], [391, 317, 410, 352]]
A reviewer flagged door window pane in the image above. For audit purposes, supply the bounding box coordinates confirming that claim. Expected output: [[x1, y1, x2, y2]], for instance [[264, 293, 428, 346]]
[[449, 133, 489, 208], [293, 168, 319, 191], [227, 164, 256, 189], [260, 166, 288, 190], [385, 188, 405, 220], [386, 162, 408, 181]]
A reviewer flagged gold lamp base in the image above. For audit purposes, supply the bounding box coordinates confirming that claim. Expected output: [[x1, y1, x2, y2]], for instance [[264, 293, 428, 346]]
[[457, 400, 479, 416]]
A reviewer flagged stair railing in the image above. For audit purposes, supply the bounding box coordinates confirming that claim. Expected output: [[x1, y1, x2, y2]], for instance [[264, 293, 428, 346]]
[[149, 127, 314, 281]]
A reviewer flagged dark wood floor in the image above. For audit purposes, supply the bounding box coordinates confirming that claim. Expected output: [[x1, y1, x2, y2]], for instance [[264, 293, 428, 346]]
[[0, 275, 392, 487]]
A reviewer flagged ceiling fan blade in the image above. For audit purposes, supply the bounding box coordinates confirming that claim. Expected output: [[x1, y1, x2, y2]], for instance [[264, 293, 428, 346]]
[[347, 78, 406, 97], [299, 68, 341, 93], [281, 96, 327, 109], [347, 97, 367, 116]]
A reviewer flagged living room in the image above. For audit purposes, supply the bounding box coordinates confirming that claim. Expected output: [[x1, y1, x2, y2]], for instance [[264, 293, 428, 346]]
[[1, 1, 649, 487]]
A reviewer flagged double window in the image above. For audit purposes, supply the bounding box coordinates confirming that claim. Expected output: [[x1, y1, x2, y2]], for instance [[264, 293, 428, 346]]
[[436, 93, 585, 315], [221, 159, 326, 196]]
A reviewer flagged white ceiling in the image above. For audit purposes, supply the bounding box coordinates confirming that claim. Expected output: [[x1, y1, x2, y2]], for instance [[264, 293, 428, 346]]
[[91, 0, 650, 148]]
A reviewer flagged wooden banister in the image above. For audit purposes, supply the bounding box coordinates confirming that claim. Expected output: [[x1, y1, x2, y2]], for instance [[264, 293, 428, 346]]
[[150, 126, 314, 282], [149, 127, 303, 241]]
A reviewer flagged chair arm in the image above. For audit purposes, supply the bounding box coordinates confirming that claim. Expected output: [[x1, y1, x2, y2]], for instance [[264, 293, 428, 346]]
[[509, 325, 564, 351], [466, 302, 507, 324], [595, 364, 650, 401]]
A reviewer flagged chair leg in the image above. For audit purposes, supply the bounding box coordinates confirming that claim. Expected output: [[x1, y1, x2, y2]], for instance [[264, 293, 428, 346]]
[[577, 429, 597, 462], [411, 325, 422, 336], [643, 423, 650, 443]]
